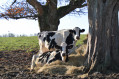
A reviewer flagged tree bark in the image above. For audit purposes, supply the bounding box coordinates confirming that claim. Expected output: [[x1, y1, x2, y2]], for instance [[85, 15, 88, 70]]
[[38, 0, 59, 31], [27, 0, 59, 31], [27, 0, 44, 16], [38, 14, 59, 31], [85, 0, 119, 74], [38, 0, 60, 31]]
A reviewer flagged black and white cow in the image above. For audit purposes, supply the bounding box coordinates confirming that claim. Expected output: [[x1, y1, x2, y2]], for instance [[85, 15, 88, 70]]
[[36, 50, 63, 64], [30, 27, 85, 70], [38, 27, 85, 56]]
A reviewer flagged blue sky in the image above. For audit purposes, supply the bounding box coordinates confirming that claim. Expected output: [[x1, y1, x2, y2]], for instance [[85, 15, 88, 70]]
[[0, 0, 89, 36]]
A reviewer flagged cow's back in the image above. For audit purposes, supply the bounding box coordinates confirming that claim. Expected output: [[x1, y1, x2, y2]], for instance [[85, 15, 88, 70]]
[[52, 29, 71, 45], [38, 29, 71, 54]]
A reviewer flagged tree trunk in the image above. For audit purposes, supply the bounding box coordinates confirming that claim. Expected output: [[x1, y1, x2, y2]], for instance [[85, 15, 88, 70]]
[[85, 0, 119, 74], [38, 10, 59, 31], [26, 0, 86, 32], [37, 0, 59, 32]]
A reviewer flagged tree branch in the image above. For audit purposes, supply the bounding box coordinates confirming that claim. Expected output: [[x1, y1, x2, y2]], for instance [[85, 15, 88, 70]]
[[11, 0, 17, 5], [26, 0, 44, 16], [12, 15, 38, 19], [57, 0, 87, 19], [2, 14, 38, 20]]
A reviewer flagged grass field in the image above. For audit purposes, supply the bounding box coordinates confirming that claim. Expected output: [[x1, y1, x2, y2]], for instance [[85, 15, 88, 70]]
[[0, 34, 87, 52], [0, 36, 39, 52]]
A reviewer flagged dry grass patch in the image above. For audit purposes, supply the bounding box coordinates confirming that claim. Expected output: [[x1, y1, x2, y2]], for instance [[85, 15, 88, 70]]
[[34, 44, 87, 76], [35, 53, 86, 75], [67, 54, 85, 66], [66, 66, 84, 75], [37, 64, 67, 75], [76, 44, 87, 56], [37, 62, 85, 75]]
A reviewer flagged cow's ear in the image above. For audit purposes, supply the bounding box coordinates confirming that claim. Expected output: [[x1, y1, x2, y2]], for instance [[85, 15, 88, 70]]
[[80, 29, 85, 32], [38, 33, 41, 37]]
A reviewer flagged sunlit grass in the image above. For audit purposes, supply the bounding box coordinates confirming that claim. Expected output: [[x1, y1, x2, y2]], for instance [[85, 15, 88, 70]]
[[76, 34, 87, 46], [0, 34, 87, 52], [0, 36, 39, 52]]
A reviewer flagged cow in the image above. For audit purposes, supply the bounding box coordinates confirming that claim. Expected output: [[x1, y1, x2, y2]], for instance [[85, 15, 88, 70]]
[[35, 50, 63, 65], [30, 27, 85, 71]]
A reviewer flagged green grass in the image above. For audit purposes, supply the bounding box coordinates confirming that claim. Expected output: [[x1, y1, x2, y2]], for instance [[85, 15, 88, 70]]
[[0, 34, 87, 52], [76, 34, 87, 46], [0, 36, 39, 52]]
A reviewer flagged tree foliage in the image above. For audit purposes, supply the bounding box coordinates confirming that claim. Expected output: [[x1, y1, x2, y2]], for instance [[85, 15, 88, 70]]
[[0, 1, 37, 19]]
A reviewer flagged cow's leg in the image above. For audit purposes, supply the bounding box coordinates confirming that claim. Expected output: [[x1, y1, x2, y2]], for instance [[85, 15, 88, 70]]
[[30, 54, 39, 71], [65, 54, 69, 62], [68, 42, 77, 54]]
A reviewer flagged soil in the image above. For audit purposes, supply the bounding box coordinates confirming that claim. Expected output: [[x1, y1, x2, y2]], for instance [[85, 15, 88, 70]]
[[0, 50, 119, 79]]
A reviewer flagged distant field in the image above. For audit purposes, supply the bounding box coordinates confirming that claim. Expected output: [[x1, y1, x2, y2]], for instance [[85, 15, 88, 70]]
[[0, 36, 39, 52], [0, 35, 87, 52]]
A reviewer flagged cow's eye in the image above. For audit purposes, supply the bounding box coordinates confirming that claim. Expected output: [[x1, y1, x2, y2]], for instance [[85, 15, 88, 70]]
[[39, 35, 41, 38]]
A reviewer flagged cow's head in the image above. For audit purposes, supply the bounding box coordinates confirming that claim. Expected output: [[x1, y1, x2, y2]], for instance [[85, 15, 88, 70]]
[[60, 42, 67, 62], [60, 42, 73, 62], [70, 27, 85, 41]]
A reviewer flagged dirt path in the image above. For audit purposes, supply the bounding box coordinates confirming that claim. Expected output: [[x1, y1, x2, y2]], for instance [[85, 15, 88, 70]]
[[0, 51, 76, 79], [0, 51, 119, 79]]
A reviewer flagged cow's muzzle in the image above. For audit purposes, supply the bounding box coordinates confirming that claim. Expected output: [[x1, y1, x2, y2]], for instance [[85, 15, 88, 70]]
[[76, 36, 80, 40], [62, 53, 66, 56]]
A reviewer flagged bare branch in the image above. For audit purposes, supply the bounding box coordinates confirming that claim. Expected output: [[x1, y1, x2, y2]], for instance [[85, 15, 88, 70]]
[[26, 0, 44, 16], [57, 0, 87, 19], [0, 2, 38, 20], [11, 0, 17, 5], [1, 14, 38, 20], [0, 0, 87, 20], [11, 15, 38, 19]]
